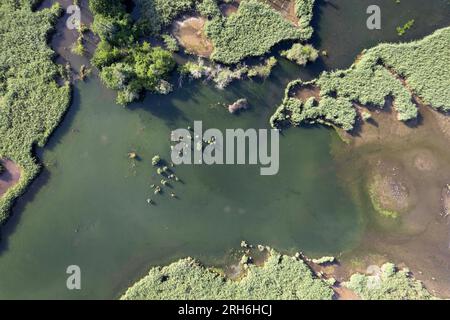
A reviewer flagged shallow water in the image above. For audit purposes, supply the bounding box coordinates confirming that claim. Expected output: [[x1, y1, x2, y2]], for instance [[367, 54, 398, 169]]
[[0, 0, 449, 299]]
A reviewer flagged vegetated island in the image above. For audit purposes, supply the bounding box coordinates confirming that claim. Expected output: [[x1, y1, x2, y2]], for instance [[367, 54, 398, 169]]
[[121, 248, 435, 300], [89, 0, 317, 104], [0, 1, 71, 224], [270, 26, 450, 131]]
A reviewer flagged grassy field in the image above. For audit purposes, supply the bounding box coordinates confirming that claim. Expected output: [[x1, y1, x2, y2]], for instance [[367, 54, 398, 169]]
[[0, 0, 71, 223]]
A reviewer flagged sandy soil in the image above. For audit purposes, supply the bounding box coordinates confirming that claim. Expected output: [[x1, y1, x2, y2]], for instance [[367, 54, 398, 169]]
[[172, 16, 214, 58], [0, 159, 21, 198]]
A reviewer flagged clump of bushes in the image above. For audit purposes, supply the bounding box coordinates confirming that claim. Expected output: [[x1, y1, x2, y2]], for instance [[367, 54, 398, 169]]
[[281, 43, 318, 66], [181, 57, 278, 89], [90, 1, 176, 105], [345, 263, 434, 300]]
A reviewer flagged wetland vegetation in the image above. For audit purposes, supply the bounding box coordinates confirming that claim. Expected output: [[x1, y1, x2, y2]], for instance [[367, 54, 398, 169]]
[[1, 0, 450, 300], [0, 0, 71, 223]]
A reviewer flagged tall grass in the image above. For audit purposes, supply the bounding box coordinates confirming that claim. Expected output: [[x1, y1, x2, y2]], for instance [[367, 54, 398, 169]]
[[0, 1, 71, 222]]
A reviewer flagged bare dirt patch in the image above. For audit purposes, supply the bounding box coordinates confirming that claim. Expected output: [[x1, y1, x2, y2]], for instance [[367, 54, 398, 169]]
[[172, 16, 214, 58], [0, 159, 21, 198], [333, 97, 450, 297], [262, 0, 298, 25], [293, 84, 321, 102], [219, 3, 239, 17]]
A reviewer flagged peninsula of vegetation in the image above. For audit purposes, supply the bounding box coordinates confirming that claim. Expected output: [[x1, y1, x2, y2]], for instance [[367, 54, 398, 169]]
[[0, 0, 71, 224], [270, 26, 450, 131]]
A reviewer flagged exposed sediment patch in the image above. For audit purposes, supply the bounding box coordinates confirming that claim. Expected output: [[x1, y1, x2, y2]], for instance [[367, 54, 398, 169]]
[[172, 16, 214, 58], [0, 159, 21, 198]]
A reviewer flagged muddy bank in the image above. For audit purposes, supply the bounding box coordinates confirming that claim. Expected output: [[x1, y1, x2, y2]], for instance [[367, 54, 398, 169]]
[[172, 16, 214, 58], [333, 99, 450, 297], [0, 160, 21, 198]]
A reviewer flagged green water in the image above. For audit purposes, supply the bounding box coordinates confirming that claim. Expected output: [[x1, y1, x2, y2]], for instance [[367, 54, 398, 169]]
[[0, 0, 449, 299]]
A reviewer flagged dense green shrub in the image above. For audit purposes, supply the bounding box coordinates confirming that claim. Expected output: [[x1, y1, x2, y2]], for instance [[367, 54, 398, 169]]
[[121, 250, 334, 300], [271, 27, 450, 131], [281, 43, 318, 66], [0, 1, 71, 222], [205, 0, 304, 64], [99, 42, 176, 105], [345, 263, 434, 300], [196, 0, 221, 19], [90, 1, 177, 105], [89, 0, 124, 17]]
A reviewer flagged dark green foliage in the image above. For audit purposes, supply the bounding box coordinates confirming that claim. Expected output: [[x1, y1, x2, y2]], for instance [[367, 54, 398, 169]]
[[89, 0, 124, 17], [90, 2, 177, 105], [99, 42, 176, 105]]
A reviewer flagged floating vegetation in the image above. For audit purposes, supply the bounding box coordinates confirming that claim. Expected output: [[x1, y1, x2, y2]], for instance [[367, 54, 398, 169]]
[[128, 152, 138, 159], [312, 256, 336, 265], [152, 155, 161, 166], [154, 186, 162, 195], [396, 19, 415, 36]]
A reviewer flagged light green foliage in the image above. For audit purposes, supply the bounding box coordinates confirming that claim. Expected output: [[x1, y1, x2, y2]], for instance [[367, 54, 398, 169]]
[[271, 27, 450, 131], [295, 0, 315, 39], [312, 256, 336, 265], [205, 0, 308, 64], [345, 263, 435, 300], [281, 43, 318, 66], [121, 250, 334, 300], [181, 57, 278, 89], [0, 1, 71, 222], [162, 34, 179, 52], [397, 19, 415, 36], [247, 57, 277, 78]]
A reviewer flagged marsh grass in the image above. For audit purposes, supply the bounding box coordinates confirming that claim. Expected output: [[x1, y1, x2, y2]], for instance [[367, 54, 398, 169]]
[[0, 1, 71, 222]]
